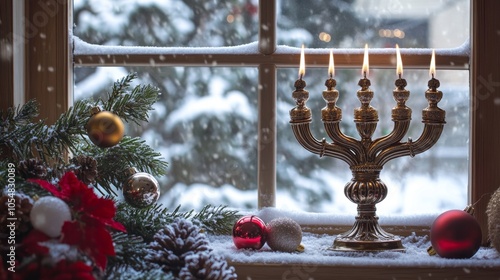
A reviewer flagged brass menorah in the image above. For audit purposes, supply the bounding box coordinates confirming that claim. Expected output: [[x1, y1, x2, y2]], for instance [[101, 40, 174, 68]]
[[289, 48, 445, 252]]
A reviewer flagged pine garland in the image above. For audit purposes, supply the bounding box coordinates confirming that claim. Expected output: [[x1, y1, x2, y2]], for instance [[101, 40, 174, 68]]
[[0, 73, 240, 278]]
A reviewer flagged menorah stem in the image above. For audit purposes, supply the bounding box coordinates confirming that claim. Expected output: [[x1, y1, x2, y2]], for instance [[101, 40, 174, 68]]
[[333, 168, 404, 251]]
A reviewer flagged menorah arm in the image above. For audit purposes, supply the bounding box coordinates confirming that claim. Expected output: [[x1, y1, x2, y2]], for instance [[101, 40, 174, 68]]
[[291, 121, 357, 166], [368, 120, 411, 160], [323, 122, 364, 160], [375, 123, 445, 166]]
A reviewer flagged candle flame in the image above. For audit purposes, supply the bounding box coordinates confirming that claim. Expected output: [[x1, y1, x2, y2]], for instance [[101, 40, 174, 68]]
[[429, 49, 436, 78], [362, 44, 369, 77], [328, 49, 334, 78], [396, 44, 403, 77], [299, 44, 305, 78]]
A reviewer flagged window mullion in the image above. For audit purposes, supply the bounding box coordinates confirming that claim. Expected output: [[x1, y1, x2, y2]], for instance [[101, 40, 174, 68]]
[[257, 0, 278, 208]]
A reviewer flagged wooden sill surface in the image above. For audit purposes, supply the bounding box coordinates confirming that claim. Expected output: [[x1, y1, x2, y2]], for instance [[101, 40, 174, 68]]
[[231, 262, 500, 280]]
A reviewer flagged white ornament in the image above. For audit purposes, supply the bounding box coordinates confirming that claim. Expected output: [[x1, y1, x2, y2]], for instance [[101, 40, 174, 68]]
[[266, 217, 302, 252], [30, 196, 72, 238]]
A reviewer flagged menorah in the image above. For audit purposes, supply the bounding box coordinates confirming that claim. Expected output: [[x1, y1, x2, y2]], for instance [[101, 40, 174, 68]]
[[289, 46, 446, 251]]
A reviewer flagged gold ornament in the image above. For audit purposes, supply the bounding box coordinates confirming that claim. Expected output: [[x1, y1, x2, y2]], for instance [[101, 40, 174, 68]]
[[86, 108, 124, 148], [123, 168, 160, 208]]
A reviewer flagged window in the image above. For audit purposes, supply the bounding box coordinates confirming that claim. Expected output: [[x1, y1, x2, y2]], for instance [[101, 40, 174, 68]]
[[73, 0, 470, 216], [6, 1, 500, 271]]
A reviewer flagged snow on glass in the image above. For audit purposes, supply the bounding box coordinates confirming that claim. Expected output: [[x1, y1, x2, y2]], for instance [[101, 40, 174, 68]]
[[73, 0, 470, 219]]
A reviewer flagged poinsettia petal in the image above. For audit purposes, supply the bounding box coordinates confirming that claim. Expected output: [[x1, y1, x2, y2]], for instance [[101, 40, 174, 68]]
[[21, 229, 51, 256], [28, 179, 64, 199], [60, 220, 84, 245]]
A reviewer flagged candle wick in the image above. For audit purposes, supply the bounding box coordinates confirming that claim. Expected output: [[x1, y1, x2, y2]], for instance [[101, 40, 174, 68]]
[[398, 73, 402, 80], [299, 74, 303, 80], [431, 73, 434, 79], [363, 71, 367, 79]]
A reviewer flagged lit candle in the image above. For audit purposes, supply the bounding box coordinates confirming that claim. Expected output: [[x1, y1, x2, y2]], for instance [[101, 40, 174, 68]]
[[396, 44, 403, 79], [329, 49, 335, 79], [358, 44, 371, 91], [395, 44, 407, 90], [299, 44, 305, 80], [429, 49, 436, 79], [293, 44, 307, 92], [428, 49, 440, 90], [362, 44, 369, 78], [325, 49, 336, 90]]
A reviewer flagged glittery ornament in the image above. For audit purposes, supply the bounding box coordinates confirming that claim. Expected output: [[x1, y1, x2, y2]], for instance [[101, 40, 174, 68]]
[[430, 209, 482, 258], [86, 108, 124, 148], [487, 187, 500, 253], [123, 168, 160, 208], [266, 217, 302, 252], [30, 196, 72, 238], [232, 215, 266, 250]]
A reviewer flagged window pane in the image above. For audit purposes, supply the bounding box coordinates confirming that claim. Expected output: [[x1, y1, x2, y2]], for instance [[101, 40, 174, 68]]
[[277, 0, 469, 48], [74, 67, 259, 210], [277, 68, 468, 215], [73, 0, 258, 47]]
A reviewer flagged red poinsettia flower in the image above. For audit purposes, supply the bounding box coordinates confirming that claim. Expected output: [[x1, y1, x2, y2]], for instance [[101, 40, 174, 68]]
[[20, 229, 51, 256], [30, 171, 126, 270], [31, 172, 126, 232]]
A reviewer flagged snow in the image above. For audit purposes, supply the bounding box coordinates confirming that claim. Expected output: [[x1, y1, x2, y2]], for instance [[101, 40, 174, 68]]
[[74, 35, 469, 57], [209, 232, 500, 268], [165, 77, 255, 131], [74, 67, 128, 99], [74, 36, 260, 55]]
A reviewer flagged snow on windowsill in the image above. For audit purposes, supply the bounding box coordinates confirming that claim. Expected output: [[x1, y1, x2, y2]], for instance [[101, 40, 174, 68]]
[[209, 232, 500, 268], [210, 207, 500, 268]]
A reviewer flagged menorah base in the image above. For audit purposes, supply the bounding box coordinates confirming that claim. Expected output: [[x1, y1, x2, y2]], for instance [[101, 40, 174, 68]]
[[330, 215, 405, 252], [332, 236, 405, 252]]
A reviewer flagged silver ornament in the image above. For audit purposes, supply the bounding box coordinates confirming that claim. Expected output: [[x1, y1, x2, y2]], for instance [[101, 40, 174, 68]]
[[266, 217, 302, 252], [123, 168, 160, 208]]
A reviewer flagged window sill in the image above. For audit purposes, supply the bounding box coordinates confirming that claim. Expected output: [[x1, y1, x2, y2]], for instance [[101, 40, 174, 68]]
[[210, 228, 500, 280]]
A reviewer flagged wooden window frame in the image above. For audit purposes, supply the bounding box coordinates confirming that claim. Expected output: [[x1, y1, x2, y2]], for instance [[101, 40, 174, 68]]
[[3, 0, 500, 278]]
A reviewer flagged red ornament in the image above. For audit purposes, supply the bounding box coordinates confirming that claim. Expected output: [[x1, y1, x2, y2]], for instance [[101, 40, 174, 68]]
[[232, 215, 267, 249], [430, 210, 482, 258]]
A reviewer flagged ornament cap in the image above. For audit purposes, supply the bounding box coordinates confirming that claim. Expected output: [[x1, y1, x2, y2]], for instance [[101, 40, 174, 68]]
[[296, 243, 305, 252], [90, 106, 102, 116], [126, 167, 139, 177]]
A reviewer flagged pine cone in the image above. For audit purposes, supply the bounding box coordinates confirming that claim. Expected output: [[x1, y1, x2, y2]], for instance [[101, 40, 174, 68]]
[[145, 218, 210, 276], [179, 251, 237, 280], [0, 194, 33, 239], [17, 158, 48, 179], [70, 155, 98, 185]]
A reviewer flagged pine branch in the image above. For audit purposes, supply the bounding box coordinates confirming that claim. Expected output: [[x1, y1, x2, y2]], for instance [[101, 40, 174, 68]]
[[114, 202, 239, 242], [105, 265, 174, 280], [110, 84, 160, 125], [114, 203, 187, 242], [0, 99, 39, 127], [107, 232, 149, 272], [81, 136, 168, 195], [104, 73, 136, 112], [103, 73, 160, 125], [190, 205, 240, 235]]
